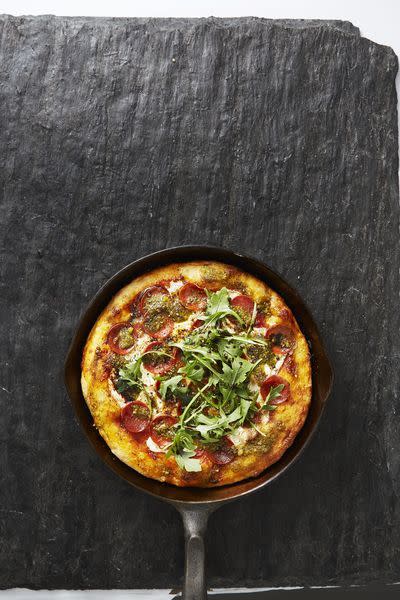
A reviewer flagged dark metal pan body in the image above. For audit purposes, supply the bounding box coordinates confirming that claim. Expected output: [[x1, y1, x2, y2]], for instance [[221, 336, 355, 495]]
[[64, 246, 333, 599]]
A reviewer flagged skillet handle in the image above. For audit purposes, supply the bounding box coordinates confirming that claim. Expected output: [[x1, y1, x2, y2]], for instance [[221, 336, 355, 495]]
[[179, 506, 214, 600]]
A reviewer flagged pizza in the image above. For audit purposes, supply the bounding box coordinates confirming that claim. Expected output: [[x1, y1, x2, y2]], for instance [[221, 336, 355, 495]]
[[81, 261, 311, 487]]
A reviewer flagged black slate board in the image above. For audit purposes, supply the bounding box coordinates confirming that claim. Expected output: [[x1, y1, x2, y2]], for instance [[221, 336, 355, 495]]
[[0, 15, 398, 590]]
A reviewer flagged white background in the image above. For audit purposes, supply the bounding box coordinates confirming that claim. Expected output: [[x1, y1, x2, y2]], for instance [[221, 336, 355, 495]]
[[1, 0, 399, 597], [2, 0, 400, 60]]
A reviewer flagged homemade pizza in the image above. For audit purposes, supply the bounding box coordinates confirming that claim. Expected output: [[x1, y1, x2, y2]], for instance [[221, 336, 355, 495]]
[[81, 261, 311, 487]]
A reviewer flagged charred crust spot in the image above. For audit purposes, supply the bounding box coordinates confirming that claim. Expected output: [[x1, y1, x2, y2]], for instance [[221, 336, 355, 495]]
[[226, 265, 241, 278], [94, 347, 111, 379], [228, 278, 248, 294], [181, 470, 199, 484], [100, 364, 112, 381], [208, 466, 221, 484], [258, 297, 272, 316], [105, 352, 126, 370]]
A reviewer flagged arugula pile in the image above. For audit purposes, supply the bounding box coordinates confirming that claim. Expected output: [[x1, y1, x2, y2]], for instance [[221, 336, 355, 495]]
[[117, 288, 281, 472]]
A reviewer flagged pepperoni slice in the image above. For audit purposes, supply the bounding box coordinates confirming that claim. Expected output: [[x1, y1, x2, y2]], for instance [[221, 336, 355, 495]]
[[260, 375, 291, 404], [150, 415, 178, 448], [231, 295, 255, 315], [194, 447, 212, 463], [254, 312, 266, 328], [228, 295, 255, 326], [265, 324, 296, 355], [192, 318, 205, 330], [107, 323, 135, 355], [138, 285, 170, 316], [142, 313, 173, 339], [142, 342, 181, 375], [207, 437, 236, 465], [209, 446, 235, 465], [178, 283, 207, 311], [132, 321, 143, 337], [120, 401, 150, 434]]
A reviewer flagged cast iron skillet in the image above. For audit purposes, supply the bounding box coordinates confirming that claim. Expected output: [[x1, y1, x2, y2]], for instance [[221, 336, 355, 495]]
[[64, 246, 333, 599]]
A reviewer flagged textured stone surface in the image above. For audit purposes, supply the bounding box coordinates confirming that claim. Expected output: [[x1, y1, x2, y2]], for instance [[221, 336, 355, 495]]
[[0, 15, 398, 590]]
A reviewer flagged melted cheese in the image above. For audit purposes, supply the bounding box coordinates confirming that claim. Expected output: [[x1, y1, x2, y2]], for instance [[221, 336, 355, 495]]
[[146, 437, 166, 453], [228, 426, 257, 448], [135, 332, 152, 354], [253, 326, 267, 336], [166, 280, 184, 293], [172, 312, 201, 334], [108, 380, 127, 408], [140, 365, 156, 387]]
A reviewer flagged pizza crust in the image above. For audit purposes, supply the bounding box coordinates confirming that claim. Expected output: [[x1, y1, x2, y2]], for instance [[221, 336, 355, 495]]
[[81, 261, 312, 487]]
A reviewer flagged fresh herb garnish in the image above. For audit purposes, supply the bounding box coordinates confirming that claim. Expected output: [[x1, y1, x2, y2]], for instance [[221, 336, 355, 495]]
[[202, 288, 244, 326], [165, 428, 202, 472], [261, 384, 284, 410], [117, 357, 143, 390], [116, 288, 274, 471], [159, 375, 184, 399]]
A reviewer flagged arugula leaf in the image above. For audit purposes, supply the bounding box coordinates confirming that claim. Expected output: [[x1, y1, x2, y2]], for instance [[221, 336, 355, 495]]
[[193, 402, 248, 440], [217, 338, 242, 360], [239, 399, 253, 422], [203, 288, 244, 326], [180, 382, 212, 425], [205, 287, 231, 315], [226, 334, 271, 347], [247, 300, 258, 334], [118, 357, 142, 387], [235, 386, 253, 400], [118, 348, 176, 393], [175, 449, 202, 472], [159, 375, 184, 399], [167, 427, 195, 453], [166, 427, 202, 472], [220, 357, 255, 389], [182, 345, 220, 363], [226, 406, 243, 423], [179, 360, 205, 382], [261, 384, 284, 410], [232, 357, 255, 385]]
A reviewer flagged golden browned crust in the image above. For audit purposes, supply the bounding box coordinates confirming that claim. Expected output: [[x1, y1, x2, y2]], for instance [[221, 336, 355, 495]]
[[81, 261, 312, 487]]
